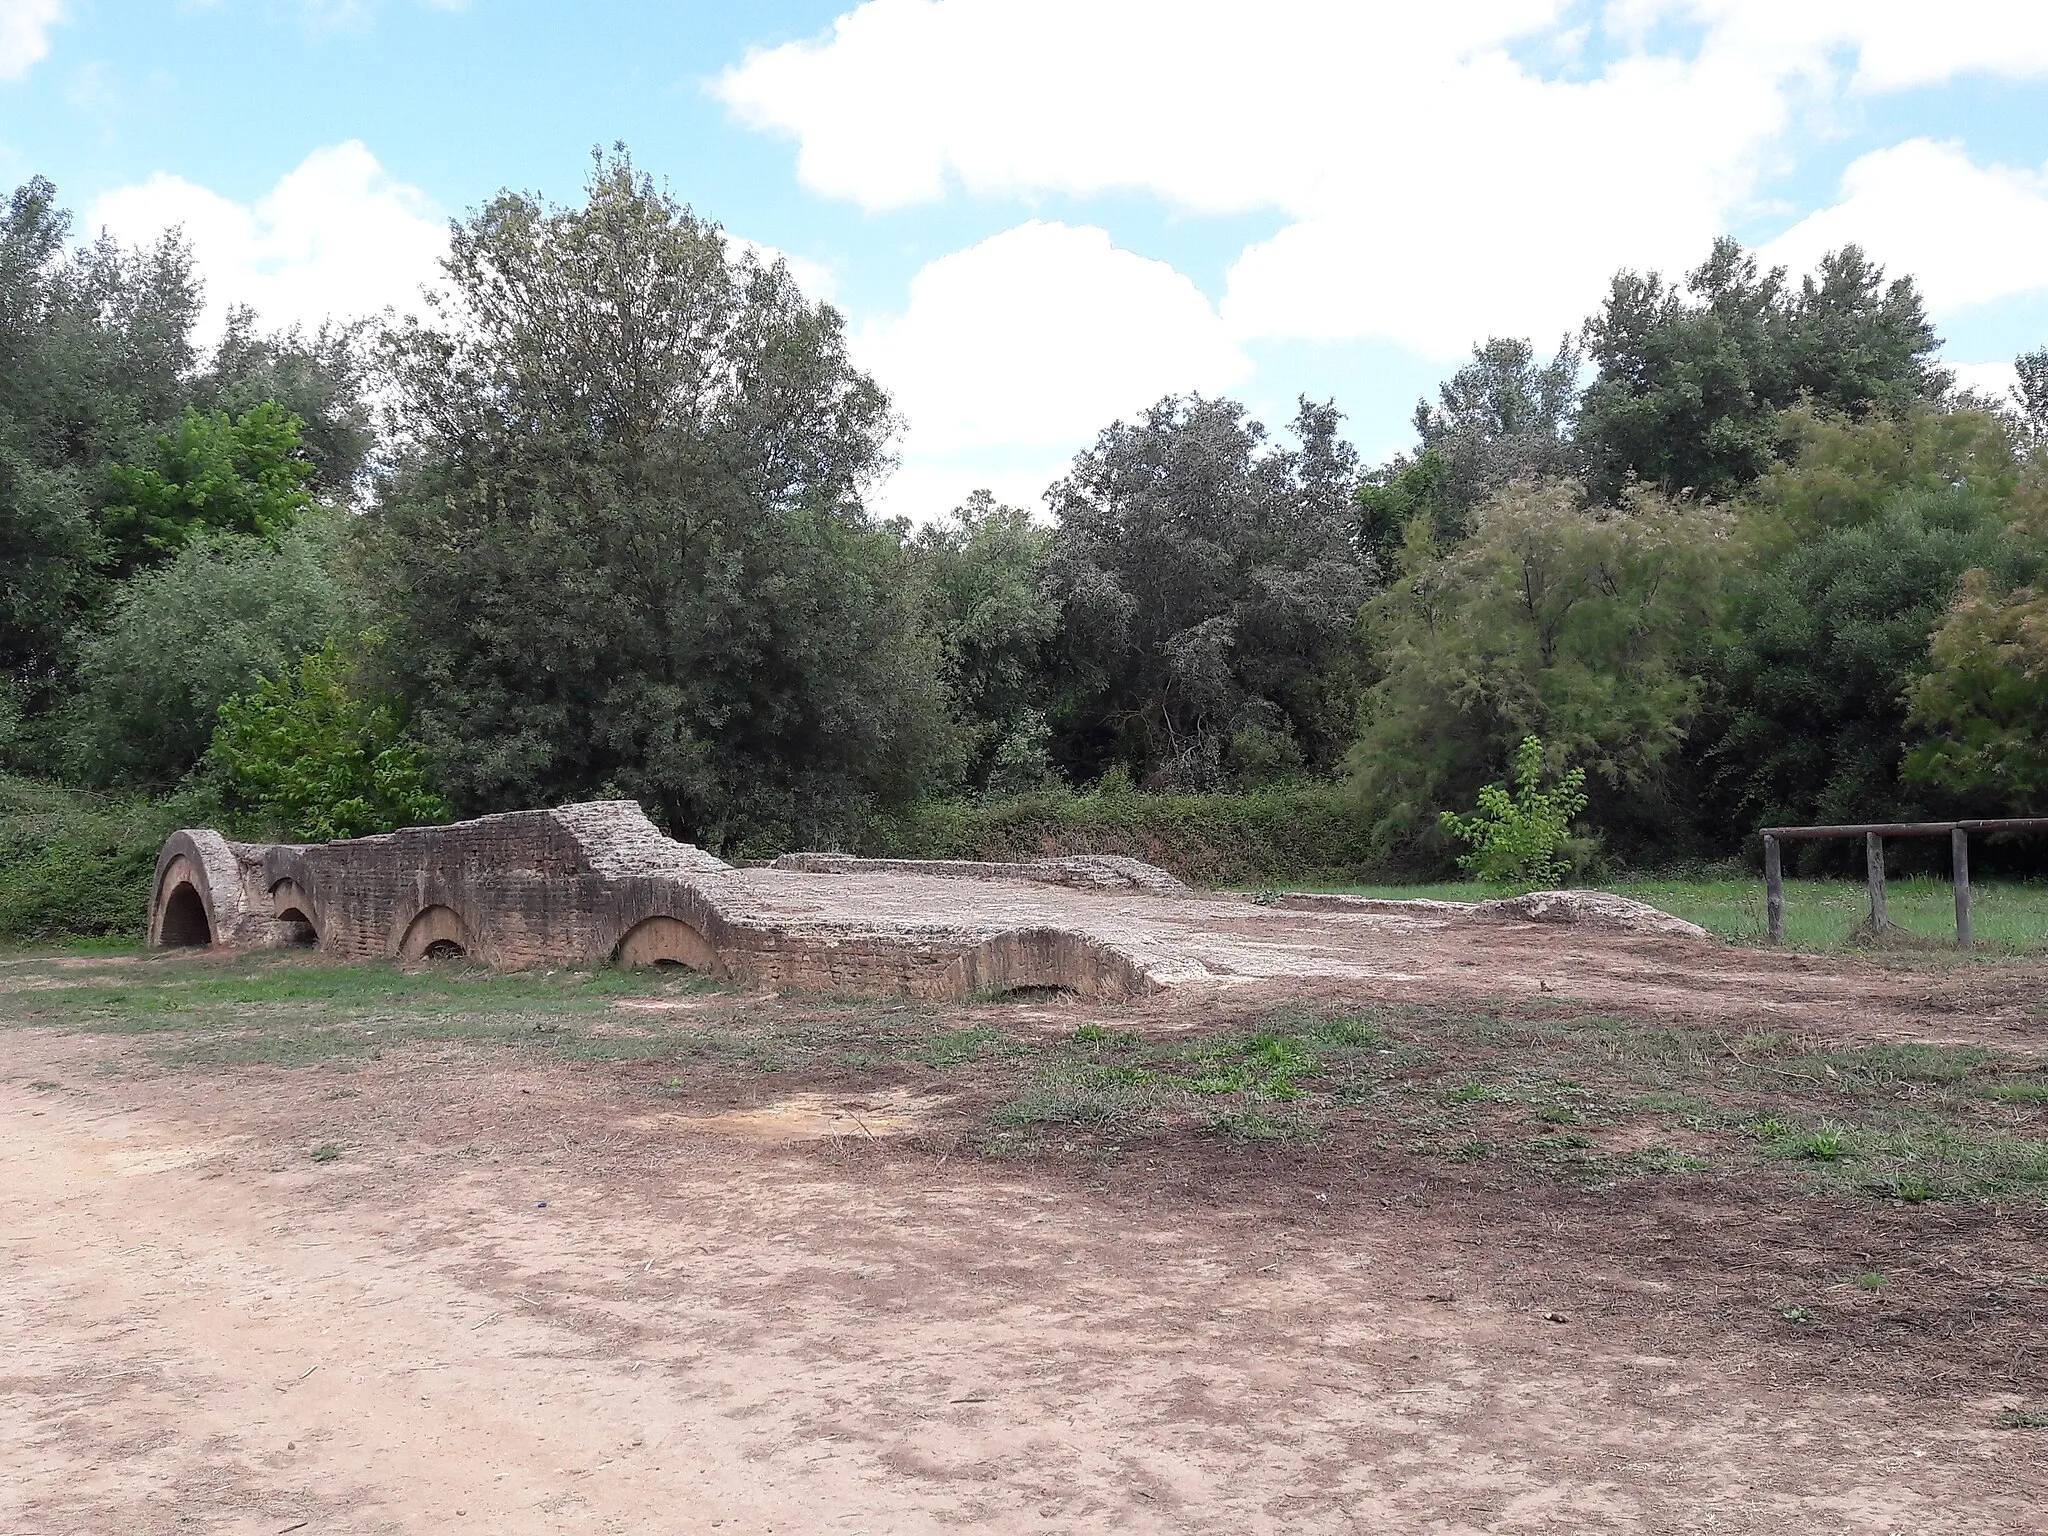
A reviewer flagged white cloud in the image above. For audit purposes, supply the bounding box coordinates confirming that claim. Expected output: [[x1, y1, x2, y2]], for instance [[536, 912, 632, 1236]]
[[1618, 1, 2048, 93], [856, 220, 1250, 458], [0, 0, 64, 80], [1763, 140, 2048, 315], [87, 141, 448, 342], [854, 220, 1251, 519], [1950, 360, 2019, 402], [719, 0, 2048, 359]]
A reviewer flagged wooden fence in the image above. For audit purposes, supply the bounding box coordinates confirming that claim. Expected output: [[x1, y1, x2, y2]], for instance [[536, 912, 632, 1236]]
[[1760, 817, 2048, 948]]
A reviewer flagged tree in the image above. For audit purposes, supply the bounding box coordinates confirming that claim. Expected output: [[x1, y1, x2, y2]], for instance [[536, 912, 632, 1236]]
[[1042, 395, 1367, 789], [61, 511, 364, 789], [2009, 346, 2048, 448], [906, 491, 1062, 794], [1697, 408, 2032, 833], [1577, 240, 1944, 503], [373, 150, 961, 851], [1356, 337, 1579, 571], [0, 176, 199, 700], [1350, 480, 1733, 864], [1903, 572, 2048, 813], [194, 307, 376, 499], [101, 401, 315, 573], [210, 641, 445, 842]]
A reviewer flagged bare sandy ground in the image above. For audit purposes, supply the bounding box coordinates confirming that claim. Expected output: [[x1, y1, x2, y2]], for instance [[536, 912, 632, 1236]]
[[4, 1007, 2043, 1536]]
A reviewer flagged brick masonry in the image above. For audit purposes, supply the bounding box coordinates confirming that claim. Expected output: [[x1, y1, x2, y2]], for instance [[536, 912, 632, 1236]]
[[149, 801, 1703, 1000]]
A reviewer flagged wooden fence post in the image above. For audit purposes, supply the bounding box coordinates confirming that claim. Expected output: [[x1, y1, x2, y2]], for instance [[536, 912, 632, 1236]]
[[1953, 827, 1972, 950], [1865, 831, 1888, 933], [1763, 833, 1784, 945]]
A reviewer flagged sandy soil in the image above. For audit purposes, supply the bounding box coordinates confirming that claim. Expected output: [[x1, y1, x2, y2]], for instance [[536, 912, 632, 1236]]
[[4, 963, 2045, 1536]]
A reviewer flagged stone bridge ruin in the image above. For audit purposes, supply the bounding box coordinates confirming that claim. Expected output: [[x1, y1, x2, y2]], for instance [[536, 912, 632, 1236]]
[[149, 801, 1704, 999]]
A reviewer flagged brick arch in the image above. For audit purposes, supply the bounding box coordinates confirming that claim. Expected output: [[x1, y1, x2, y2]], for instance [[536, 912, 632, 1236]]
[[937, 928, 1151, 1002], [397, 904, 473, 962], [612, 915, 720, 973], [158, 877, 212, 947]]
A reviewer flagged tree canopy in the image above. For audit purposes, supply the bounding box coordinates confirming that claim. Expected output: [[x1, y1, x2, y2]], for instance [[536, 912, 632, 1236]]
[[372, 152, 959, 850], [1043, 395, 1367, 789]]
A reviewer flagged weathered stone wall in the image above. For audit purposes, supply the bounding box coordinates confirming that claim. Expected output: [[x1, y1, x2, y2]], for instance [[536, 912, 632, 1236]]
[[147, 802, 1179, 999]]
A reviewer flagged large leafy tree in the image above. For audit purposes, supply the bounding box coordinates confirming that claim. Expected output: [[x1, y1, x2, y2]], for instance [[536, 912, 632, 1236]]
[[102, 401, 315, 573], [1578, 240, 1945, 503], [194, 307, 376, 498], [1043, 395, 1366, 789], [62, 511, 363, 789], [1697, 407, 2032, 834], [0, 177, 199, 702], [906, 491, 1062, 794], [1351, 481, 1734, 864], [373, 152, 961, 850], [210, 641, 446, 842]]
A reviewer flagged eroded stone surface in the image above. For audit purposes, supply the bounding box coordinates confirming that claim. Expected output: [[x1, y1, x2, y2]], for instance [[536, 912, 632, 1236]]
[[149, 801, 1707, 999]]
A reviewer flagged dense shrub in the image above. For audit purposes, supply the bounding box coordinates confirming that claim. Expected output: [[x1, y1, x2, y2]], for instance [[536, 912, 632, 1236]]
[[0, 774, 207, 941], [858, 784, 1379, 887]]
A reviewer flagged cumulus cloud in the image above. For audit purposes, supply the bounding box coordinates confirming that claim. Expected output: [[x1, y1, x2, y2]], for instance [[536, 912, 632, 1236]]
[[87, 141, 449, 342], [855, 221, 1250, 458], [0, 0, 63, 80], [719, 0, 2048, 358], [1616, 0, 2048, 93], [1950, 360, 2020, 402], [1763, 140, 2048, 315]]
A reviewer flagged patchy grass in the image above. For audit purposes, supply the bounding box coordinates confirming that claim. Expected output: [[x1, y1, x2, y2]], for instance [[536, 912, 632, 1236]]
[[1293, 875, 2048, 955], [5, 947, 2045, 1205]]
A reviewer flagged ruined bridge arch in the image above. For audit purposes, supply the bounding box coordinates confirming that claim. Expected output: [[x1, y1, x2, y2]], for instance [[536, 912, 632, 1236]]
[[268, 878, 319, 946], [397, 904, 474, 963], [154, 857, 214, 948], [613, 915, 720, 973]]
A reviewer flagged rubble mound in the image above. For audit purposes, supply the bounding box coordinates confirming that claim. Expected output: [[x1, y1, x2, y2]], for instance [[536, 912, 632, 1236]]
[[1479, 889, 1709, 939]]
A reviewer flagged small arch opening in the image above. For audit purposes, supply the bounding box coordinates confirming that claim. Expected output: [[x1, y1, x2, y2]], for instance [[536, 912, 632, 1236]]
[[613, 916, 717, 973], [398, 904, 474, 964], [159, 882, 212, 948], [276, 907, 317, 947]]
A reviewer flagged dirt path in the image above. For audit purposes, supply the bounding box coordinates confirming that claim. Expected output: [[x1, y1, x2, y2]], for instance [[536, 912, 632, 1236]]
[[4, 1026, 2042, 1535]]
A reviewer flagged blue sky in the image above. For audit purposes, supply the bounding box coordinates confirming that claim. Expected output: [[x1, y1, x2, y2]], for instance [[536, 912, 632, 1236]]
[[4, 1, 2047, 518]]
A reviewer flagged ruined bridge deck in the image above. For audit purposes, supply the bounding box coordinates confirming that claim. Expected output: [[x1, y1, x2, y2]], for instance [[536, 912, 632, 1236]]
[[148, 802, 1703, 1000]]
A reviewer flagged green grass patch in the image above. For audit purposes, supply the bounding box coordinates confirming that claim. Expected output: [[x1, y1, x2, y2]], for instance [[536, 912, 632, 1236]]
[[1983, 1081, 2048, 1104], [1291, 873, 2048, 954]]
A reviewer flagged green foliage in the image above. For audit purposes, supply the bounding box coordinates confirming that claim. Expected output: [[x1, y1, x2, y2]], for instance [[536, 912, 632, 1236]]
[[1702, 408, 2032, 833], [906, 491, 1062, 794], [859, 782, 1377, 886], [102, 401, 315, 573], [62, 511, 363, 789], [1350, 480, 1731, 865], [209, 642, 446, 841], [0, 177, 198, 697], [1578, 240, 1944, 503], [1440, 736, 1588, 885], [0, 772, 205, 940], [374, 150, 959, 852], [1903, 570, 2048, 812], [193, 308, 374, 499], [1042, 395, 1367, 790], [1355, 448, 1451, 575]]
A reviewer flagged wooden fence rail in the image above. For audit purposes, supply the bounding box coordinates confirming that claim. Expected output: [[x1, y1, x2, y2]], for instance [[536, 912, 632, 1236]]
[[1759, 817, 2048, 947]]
